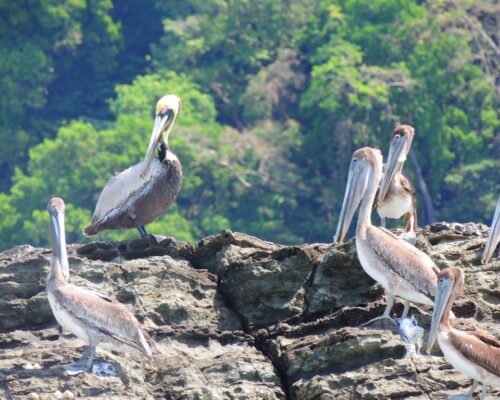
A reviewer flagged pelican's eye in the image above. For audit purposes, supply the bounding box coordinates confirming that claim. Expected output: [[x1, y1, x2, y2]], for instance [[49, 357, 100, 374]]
[[353, 158, 357, 163], [394, 134, 400, 140]]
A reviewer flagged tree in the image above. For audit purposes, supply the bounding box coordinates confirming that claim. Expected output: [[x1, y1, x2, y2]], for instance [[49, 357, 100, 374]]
[[0, 71, 303, 249]]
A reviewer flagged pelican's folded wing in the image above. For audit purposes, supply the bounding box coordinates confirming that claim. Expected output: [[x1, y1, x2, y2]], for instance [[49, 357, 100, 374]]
[[91, 160, 160, 223], [55, 284, 152, 357], [366, 226, 438, 299], [450, 329, 500, 377]]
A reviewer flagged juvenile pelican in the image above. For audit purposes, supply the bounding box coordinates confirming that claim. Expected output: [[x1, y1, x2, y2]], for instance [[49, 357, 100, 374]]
[[427, 267, 500, 399], [48, 197, 153, 374], [482, 197, 500, 264], [334, 147, 438, 323], [376, 125, 418, 243], [84, 95, 183, 238]]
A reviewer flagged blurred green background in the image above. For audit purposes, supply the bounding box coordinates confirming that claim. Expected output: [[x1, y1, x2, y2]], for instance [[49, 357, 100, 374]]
[[0, 0, 498, 249]]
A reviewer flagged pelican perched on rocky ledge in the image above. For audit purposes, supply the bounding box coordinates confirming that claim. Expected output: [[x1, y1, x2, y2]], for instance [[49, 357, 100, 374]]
[[48, 197, 153, 374], [84, 95, 183, 238], [376, 125, 418, 244], [334, 147, 438, 324], [427, 267, 500, 399], [482, 197, 500, 264]]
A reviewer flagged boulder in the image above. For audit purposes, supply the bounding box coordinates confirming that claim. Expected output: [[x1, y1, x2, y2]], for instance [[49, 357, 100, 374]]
[[0, 224, 499, 399]]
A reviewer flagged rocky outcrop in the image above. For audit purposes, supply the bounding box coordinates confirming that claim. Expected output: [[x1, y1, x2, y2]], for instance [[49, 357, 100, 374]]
[[0, 224, 499, 399]]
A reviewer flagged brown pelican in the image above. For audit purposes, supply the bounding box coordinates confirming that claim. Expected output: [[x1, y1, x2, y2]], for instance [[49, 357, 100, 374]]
[[482, 197, 500, 264], [376, 125, 418, 243], [84, 95, 183, 238], [427, 267, 500, 399], [334, 147, 438, 323], [48, 197, 153, 374]]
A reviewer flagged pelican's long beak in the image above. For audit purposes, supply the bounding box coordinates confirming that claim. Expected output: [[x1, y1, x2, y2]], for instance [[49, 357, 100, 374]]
[[334, 162, 369, 243], [426, 278, 453, 354], [378, 137, 407, 204], [141, 110, 174, 178], [49, 208, 69, 280], [481, 199, 500, 264]]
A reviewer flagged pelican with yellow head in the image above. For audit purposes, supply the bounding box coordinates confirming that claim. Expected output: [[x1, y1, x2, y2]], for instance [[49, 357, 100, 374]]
[[85, 95, 183, 238]]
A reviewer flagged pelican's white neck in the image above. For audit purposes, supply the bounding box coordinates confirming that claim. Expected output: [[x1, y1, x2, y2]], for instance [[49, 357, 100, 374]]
[[357, 162, 382, 235]]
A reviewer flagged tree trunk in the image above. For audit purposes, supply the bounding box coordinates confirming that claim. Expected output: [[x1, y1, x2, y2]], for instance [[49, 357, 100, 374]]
[[409, 150, 436, 224]]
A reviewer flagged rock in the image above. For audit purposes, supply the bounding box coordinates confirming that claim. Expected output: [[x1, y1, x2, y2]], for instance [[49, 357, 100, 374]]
[[305, 240, 383, 316], [190, 229, 280, 274], [76, 241, 118, 261], [0, 225, 499, 399], [116, 235, 191, 260], [217, 244, 318, 327]]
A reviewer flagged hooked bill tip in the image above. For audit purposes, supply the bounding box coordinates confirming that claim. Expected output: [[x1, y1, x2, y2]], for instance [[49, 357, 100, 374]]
[[48, 197, 65, 213]]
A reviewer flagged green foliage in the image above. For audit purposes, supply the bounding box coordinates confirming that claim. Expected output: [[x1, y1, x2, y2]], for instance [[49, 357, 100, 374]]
[[0, 0, 86, 189], [0, 0, 498, 249], [443, 159, 500, 222], [0, 72, 302, 247], [151, 0, 312, 126]]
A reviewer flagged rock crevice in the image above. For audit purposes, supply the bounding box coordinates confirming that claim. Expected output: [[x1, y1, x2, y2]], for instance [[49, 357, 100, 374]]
[[0, 223, 499, 399]]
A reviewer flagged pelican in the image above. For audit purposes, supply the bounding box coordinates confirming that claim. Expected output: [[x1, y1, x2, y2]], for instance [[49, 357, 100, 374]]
[[334, 147, 438, 323], [84, 95, 183, 238], [376, 125, 418, 243], [482, 197, 500, 264], [48, 197, 153, 374], [427, 267, 500, 399]]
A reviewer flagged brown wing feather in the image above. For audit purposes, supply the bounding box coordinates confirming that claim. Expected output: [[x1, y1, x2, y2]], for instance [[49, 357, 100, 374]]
[[399, 174, 415, 196], [469, 330, 500, 348], [366, 226, 437, 299], [54, 284, 151, 356], [72, 312, 150, 355], [450, 329, 500, 377]]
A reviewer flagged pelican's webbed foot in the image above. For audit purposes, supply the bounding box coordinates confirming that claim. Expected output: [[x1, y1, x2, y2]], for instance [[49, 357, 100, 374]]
[[63, 344, 96, 375], [360, 293, 396, 327]]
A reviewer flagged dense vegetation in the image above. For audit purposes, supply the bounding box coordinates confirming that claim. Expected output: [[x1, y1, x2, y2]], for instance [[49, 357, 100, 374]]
[[0, 0, 498, 249]]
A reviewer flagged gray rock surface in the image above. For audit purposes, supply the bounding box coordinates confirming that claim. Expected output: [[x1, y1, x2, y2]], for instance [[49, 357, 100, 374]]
[[0, 223, 499, 399]]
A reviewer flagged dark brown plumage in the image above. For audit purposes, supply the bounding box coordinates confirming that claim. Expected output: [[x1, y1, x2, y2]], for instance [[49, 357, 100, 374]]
[[84, 152, 183, 235], [84, 95, 183, 238]]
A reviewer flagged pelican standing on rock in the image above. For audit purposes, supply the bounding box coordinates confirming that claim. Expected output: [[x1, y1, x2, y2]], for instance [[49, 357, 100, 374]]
[[482, 197, 500, 264], [376, 125, 418, 244], [427, 267, 500, 399], [48, 197, 153, 374], [84, 95, 183, 238], [334, 147, 438, 324]]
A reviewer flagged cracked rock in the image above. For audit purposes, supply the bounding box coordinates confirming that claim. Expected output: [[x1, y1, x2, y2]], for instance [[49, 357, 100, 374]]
[[0, 226, 499, 399]]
